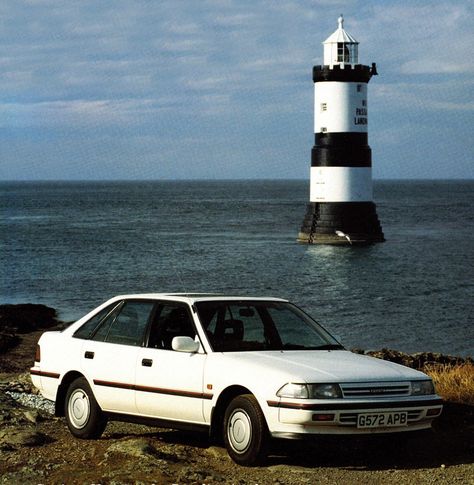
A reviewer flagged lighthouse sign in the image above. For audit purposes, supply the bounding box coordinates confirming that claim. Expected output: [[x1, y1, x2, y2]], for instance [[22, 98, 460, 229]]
[[314, 82, 368, 133], [354, 104, 368, 125]]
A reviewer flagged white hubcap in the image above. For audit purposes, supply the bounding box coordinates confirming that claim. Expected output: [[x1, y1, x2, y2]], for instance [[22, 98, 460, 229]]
[[228, 409, 252, 454], [68, 389, 90, 429]]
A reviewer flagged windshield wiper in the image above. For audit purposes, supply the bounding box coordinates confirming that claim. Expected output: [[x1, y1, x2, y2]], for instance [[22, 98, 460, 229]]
[[282, 343, 344, 351], [311, 344, 345, 350]]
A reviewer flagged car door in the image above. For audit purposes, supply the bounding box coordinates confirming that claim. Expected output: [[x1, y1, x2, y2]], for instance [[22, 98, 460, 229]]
[[135, 302, 208, 424], [81, 299, 155, 414]]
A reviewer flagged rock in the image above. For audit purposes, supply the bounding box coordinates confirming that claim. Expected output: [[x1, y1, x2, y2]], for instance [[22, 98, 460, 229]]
[[106, 438, 157, 459], [0, 303, 60, 334], [0, 428, 48, 448], [105, 438, 182, 465], [177, 467, 211, 483], [0, 333, 20, 354], [206, 445, 228, 459], [23, 410, 39, 424], [361, 348, 473, 370], [0, 304, 62, 357], [2, 372, 38, 394]]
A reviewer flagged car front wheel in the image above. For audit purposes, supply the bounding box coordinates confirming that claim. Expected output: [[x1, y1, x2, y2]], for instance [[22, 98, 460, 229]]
[[65, 377, 107, 439], [223, 394, 268, 466]]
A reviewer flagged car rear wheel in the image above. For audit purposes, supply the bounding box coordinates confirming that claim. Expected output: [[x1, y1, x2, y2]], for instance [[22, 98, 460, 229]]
[[223, 394, 268, 466], [65, 377, 107, 439]]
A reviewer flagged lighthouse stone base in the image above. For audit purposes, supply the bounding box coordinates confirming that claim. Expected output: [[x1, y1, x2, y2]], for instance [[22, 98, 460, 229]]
[[297, 201, 385, 244]]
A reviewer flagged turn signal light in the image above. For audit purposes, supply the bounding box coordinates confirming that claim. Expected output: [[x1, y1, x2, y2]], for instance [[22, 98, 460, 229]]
[[426, 408, 441, 417], [312, 413, 335, 422]]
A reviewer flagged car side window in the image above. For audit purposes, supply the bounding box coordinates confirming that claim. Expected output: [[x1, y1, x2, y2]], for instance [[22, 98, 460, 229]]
[[103, 301, 155, 346], [147, 303, 196, 350], [73, 302, 118, 339]]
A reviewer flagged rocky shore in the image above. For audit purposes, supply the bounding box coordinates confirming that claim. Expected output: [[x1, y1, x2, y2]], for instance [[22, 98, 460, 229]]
[[1, 304, 473, 484]]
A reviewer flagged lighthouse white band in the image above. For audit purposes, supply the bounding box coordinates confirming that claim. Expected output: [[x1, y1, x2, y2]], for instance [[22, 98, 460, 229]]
[[310, 166, 372, 202], [315, 82, 368, 133]]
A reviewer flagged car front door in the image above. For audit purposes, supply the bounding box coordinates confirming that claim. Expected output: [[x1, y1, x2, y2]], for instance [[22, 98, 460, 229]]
[[135, 302, 208, 424]]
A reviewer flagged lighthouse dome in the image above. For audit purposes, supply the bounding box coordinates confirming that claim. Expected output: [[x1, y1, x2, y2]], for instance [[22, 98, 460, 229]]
[[323, 15, 359, 67]]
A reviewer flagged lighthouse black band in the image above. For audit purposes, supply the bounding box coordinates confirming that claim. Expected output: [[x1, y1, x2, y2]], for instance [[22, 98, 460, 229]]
[[312, 133, 371, 167], [311, 146, 371, 167], [300, 202, 384, 238], [315, 133, 368, 146], [313, 65, 372, 83]]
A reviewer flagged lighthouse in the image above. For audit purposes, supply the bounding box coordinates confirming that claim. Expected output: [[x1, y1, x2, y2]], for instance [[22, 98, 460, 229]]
[[298, 15, 384, 245]]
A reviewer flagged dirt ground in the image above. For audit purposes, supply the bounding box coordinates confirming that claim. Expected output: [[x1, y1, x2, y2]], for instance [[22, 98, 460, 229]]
[[1, 331, 473, 485]]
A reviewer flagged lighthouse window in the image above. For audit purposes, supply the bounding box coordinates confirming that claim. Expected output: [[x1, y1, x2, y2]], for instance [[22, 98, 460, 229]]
[[320, 103, 327, 112], [337, 43, 350, 63], [362, 99, 367, 106], [357, 84, 362, 92]]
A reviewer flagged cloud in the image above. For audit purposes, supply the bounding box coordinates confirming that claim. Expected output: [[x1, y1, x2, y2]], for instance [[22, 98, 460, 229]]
[[372, 80, 474, 112], [212, 13, 257, 27], [0, 98, 164, 128], [400, 60, 474, 75], [364, 3, 472, 76]]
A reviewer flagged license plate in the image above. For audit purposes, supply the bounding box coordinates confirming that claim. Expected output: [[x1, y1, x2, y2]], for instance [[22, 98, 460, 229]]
[[357, 412, 408, 428]]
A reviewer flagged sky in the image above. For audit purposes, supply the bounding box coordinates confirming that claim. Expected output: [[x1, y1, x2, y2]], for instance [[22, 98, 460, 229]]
[[0, 0, 472, 180]]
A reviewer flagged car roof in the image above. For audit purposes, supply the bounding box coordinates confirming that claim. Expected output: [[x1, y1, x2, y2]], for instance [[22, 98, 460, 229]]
[[107, 293, 288, 305]]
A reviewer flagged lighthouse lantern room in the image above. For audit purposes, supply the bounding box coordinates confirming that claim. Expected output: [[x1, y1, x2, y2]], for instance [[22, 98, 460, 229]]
[[298, 15, 384, 245]]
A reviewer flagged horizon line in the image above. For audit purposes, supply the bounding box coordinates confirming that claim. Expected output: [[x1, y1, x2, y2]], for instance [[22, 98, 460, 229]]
[[0, 177, 473, 183]]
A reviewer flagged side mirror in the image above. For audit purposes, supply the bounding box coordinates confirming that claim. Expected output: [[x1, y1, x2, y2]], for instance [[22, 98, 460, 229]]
[[172, 336, 200, 353]]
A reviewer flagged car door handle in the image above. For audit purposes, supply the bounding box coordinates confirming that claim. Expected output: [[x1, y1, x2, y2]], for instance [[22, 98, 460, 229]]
[[141, 358, 153, 367], [84, 351, 94, 359]]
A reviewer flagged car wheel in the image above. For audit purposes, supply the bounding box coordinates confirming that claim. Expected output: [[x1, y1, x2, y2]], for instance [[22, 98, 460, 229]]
[[223, 394, 268, 466], [65, 377, 107, 439]]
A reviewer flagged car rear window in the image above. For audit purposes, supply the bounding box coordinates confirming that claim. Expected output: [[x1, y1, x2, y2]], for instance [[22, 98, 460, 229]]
[[73, 302, 119, 339]]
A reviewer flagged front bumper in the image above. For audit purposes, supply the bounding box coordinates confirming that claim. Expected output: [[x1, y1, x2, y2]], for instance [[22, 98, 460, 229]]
[[267, 397, 443, 437]]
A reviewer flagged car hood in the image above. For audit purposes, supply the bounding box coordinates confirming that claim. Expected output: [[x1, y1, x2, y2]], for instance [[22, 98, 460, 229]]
[[218, 350, 426, 383]]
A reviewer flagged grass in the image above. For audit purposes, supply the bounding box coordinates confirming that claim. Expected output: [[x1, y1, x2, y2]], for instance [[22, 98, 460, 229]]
[[424, 363, 474, 406]]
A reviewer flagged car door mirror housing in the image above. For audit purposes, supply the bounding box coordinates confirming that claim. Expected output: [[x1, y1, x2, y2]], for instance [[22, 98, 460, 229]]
[[172, 336, 200, 353]]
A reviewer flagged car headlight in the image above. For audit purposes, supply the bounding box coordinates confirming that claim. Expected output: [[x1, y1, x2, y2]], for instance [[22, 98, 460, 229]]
[[411, 380, 435, 395], [277, 383, 342, 399]]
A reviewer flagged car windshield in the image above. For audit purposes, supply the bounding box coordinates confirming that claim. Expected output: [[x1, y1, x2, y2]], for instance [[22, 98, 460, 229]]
[[195, 300, 343, 352]]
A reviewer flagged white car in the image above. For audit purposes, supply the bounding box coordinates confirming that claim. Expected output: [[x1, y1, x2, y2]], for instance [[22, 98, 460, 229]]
[[31, 294, 443, 465]]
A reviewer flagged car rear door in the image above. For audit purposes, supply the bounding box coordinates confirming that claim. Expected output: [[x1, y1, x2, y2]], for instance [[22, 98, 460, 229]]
[[135, 302, 208, 423], [81, 300, 155, 414]]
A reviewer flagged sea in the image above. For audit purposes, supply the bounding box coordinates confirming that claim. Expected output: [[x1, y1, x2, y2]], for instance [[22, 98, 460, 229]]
[[1, 180, 473, 357]]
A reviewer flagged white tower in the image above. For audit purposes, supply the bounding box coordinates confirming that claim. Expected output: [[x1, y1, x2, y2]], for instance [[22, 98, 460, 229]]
[[298, 15, 384, 244]]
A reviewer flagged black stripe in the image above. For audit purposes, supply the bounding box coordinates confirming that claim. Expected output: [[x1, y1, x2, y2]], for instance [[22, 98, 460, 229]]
[[94, 379, 134, 390], [267, 398, 443, 411], [311, 146, 371, 167], [93, 379, 213, 400], [30, 369, 60, 379], [312, 133, 371, 168], [313, 65, 373, 83], [317, 202, 378, 216], [135, 384, 213, 400], [315, 133, 368, 146]]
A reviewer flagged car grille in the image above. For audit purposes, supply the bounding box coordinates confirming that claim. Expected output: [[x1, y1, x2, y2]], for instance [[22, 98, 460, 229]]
[[340, 382, 411, 398], [339, 410, 423, 426]]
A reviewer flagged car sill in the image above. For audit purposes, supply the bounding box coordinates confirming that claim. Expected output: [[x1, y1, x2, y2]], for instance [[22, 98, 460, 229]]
[[104, 412, 210, 434]]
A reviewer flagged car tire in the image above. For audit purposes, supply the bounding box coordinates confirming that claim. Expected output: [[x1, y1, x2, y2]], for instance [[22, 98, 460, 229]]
[[65, 377, 107, 439], [223, 394, 268, 466]]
